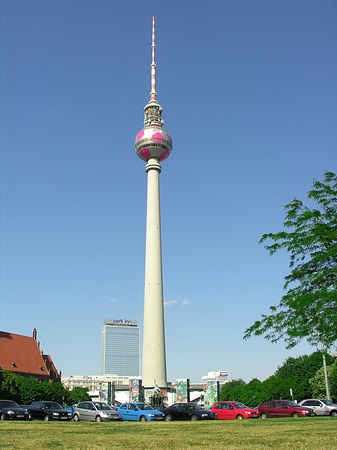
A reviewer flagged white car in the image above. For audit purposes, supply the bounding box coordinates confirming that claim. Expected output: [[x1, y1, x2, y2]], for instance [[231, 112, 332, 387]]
[[298, 399, 337, 416]]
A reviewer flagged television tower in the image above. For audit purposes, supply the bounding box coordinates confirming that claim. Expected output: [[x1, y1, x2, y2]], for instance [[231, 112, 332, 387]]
[[134, 16, 172, 389]]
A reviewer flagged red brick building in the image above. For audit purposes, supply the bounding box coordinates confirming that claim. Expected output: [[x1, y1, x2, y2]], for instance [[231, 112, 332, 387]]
[[0, 329, 61, 383]]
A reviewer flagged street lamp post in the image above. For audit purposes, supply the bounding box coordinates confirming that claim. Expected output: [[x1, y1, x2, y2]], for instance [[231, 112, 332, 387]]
[[321, 340, 331, 401]]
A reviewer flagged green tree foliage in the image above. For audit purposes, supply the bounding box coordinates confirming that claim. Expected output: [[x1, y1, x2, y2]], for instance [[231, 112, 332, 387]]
[[220, 379, 246, 402], [309, 359, 337, 401], [0, 368, 89, 405], [0, 368, 20, 402], [220, 352, 334, 405], [244, 171, 337, 349], [329, 360, 337, 401], [16, 376, 43, 404], [67, 387, 90, 404], [274, 352, 334, 399]]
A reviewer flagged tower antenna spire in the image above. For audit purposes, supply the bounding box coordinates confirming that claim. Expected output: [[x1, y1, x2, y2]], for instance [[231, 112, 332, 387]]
[[150, 15, 157, 102]]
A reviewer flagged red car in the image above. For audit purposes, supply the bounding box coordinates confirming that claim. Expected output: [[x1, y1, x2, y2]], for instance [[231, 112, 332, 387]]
[[257, 400, 315, 418], [211, 401, 259, 420]]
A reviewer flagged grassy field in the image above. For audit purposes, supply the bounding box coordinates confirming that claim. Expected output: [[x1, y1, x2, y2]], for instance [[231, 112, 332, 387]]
[[0, 417, 336, 450]]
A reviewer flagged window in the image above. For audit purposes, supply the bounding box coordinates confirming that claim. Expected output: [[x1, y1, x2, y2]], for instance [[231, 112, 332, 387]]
[[265, 402, 276, 408], [277, 402, 288, 409]]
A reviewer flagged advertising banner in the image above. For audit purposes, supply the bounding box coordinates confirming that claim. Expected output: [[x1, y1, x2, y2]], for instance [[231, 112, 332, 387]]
[[129, 379, 143, 402], [176, 379, 189, 403], [99, 382, 114, 405], [203, 381, 219, 410]]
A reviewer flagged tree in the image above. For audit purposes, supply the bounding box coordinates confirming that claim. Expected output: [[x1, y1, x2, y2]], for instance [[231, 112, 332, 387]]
[[274, 352, 333, 381], [309, 359, 337, 402], [0, 368, 90, 405], [67, 387, 90, 404], [220, 379, 246, 402], [244, 171, 337, 350], [16, 376, 43, 404], [0, 368, 20, 402]]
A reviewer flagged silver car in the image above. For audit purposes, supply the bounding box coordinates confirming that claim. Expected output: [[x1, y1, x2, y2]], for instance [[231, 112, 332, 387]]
[[73, 401, 123, 422], [298, 399, 337, 416]]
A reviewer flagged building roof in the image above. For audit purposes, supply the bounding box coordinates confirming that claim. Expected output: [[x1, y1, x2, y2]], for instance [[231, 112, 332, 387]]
[[0, 330, 59, 380], [43, 354, 60, 380]]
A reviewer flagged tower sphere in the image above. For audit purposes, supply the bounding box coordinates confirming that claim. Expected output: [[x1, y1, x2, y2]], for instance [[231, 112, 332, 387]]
[[135, 124, 172, 162]]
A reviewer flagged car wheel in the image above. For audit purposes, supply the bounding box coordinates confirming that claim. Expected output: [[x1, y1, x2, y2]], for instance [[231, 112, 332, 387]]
[[292, 412, 300, 418], [260, 413, 267, 419], [73, 414, 80, 422], [44, 415, 50, 422], [330, 410, 337, 417], [165, 414, 172, 422], [1, 414, 6, 421], [95, 415, 102, 422], [140, 415, 147, 422], [236, 415, 243, 420], [190, 415, 198, 421]]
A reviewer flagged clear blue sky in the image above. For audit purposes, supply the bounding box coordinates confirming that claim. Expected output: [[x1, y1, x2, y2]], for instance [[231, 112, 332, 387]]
[[1, 0, 336, 383]]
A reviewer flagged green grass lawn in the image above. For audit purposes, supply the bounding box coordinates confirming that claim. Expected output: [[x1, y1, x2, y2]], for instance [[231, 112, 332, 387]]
[[0, 417, 336, 450]]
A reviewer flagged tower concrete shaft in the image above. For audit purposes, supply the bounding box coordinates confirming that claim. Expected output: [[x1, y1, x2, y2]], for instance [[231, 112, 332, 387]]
[[134, 16, 172, 390], [142, 157, 167, 388]]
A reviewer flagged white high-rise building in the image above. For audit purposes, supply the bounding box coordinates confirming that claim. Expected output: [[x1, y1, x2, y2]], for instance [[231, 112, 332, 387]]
[[101, 319, 140, 376]]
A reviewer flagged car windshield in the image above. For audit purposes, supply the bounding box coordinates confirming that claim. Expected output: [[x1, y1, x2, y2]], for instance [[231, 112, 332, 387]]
[[0, 400, 19, 407], [282, 401, 299, 407], [321, 399, 337, 406], [44, 402, 62, 409], [94, 403, 113, 411], [136, 403, 154, 410], [232, 402, 248, 409]]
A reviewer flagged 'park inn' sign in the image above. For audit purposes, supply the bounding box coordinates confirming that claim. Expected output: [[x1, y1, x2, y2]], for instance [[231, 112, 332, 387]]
[[104, 319, 138, 327]]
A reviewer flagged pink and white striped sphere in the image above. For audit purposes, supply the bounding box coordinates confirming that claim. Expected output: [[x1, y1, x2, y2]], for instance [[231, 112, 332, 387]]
[[135, 126, 173, 162]]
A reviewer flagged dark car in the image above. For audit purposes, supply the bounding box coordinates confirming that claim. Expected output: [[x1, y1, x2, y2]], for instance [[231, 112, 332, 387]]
[[257, 400, 315, 418], [162, 402, 217, 421], [28, 401, 73, 421], [0, 400, 30, 421]]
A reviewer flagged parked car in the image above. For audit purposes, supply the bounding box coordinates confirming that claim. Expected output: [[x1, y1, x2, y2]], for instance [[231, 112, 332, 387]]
[[298, 399, 337, 416], [117, 402, 165, 422], [73, 401, 122, 422], [162, 403, 217, 421], [28, 401, 73, 421], [0, 400, 30, 421], [211, 401, 259, 420], [61, 405, 74, 414], [257, 400, 315, 418]]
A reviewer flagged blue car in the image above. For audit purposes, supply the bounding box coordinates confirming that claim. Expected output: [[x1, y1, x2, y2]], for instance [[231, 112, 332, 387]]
[[117, 402, 165, 422]]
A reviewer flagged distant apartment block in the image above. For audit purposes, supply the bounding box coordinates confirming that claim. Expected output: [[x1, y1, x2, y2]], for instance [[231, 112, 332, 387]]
[[62, 374, 131, 391]]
